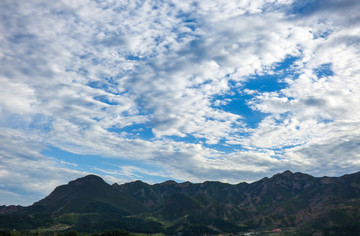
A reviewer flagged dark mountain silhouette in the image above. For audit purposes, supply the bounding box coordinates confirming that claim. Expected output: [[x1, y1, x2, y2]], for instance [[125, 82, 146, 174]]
[[1, 171, 360, 235], [28, 174, 146, 215]]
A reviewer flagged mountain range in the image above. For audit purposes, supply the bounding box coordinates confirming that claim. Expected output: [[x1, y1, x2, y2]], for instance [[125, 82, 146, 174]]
[[1, 171, 360, 235]]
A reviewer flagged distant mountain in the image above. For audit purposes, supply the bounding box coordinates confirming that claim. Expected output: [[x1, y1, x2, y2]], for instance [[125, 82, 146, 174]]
[[1, 171, 360, 235], [29, 174, 146, 215]]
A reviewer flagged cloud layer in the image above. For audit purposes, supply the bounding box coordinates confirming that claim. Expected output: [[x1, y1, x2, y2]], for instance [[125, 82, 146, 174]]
[[1, 0, 360, 205]]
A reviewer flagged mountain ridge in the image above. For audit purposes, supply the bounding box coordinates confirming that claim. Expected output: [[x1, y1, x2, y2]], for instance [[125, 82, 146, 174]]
[[1, 170, 360, 235]]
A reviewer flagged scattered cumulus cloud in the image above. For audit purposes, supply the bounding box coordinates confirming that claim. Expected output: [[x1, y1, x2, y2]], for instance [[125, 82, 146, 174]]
[[1, 0, 360, 205]]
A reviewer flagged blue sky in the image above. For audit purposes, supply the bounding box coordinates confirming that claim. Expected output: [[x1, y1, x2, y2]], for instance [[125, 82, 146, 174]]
[[1, 0, 360, 205]]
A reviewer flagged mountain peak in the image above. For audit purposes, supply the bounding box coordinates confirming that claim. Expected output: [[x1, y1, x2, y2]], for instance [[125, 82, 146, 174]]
[[282, 170, 293, 176], [159, 180, 177, 185], [273, 170, 293, 178], [68, 174, 106, 186]]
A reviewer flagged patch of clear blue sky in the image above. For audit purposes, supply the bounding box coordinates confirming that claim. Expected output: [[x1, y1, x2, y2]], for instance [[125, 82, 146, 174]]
[[246, 56, 299, 91], [314, 63, 334, 78], [108, 124, 154, 139], [162, 134, 202, 144], [215, 56, 300, 129], [88, 77, 122, 95], [41, 146, 174, 183], [288, 0, 320, 15], [224, 94, 269, 129]]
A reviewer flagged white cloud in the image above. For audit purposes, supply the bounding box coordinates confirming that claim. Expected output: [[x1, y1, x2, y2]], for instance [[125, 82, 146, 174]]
[[0, 78, 37, 114], [1, 0, 360, 205], [1, 0, 302, 149]]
